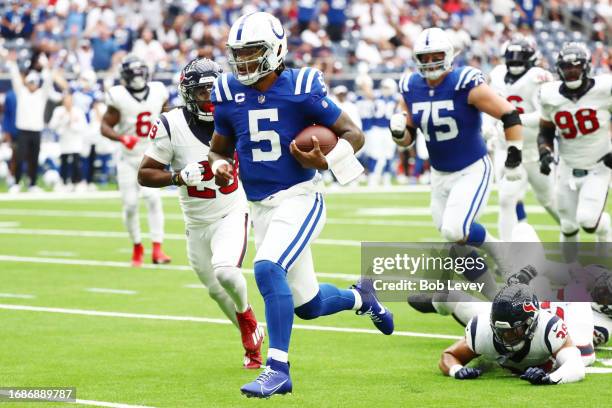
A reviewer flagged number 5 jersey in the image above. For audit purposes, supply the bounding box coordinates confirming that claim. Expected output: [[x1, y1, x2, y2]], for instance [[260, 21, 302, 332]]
[[540, 74, 611, 169], [145, 107, 247, 226]]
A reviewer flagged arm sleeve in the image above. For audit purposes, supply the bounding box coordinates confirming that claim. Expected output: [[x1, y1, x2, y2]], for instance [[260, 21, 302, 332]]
[[304, 70, 342, 127], [549, 346, 585, 384], [458, 67, 486, 93], [144, 115, 173, 165], [539, 87, 553, 122], [464, 317, 478, 354]]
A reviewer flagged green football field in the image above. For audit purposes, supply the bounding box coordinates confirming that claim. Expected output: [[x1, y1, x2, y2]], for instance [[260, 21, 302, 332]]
[[0, 187, 611, 408]]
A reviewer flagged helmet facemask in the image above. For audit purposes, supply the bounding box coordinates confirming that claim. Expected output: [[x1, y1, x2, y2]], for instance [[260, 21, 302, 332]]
[[558, 60, 587, 90], [181, 78, 215, 122], [492, 313, 538, 352], [227, 41, 274, 86], [415, 51, 451, 80], [122, 64, 148, 92]]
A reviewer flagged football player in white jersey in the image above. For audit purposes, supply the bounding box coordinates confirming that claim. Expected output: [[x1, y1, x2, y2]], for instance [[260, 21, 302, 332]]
[[137, 58, 264, 368], [440, 284, 585, 384], [487, 37, 560, 240], [101, 55, 171, 267], [538, 43, 612, 261]]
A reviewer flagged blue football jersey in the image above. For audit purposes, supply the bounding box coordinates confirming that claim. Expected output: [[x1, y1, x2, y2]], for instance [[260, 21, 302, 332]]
[[355, 95, 374, 132], [212, 67, 342, 201], [371, 94, 397, 128], [399, 67, 488, 172]]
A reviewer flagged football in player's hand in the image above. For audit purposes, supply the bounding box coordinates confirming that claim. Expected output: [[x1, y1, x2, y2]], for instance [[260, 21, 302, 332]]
[[294, 125, 338, 155]]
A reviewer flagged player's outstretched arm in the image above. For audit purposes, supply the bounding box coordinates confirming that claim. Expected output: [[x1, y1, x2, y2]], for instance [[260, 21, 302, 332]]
[[209, 131, 236, 187], [537, 119, 556, 175], [469, 82, 524, 180], [439, 338, 481, 379]]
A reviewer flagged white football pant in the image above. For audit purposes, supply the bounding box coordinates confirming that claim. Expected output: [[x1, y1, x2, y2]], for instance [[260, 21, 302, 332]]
[[186, 207, 250, 324]]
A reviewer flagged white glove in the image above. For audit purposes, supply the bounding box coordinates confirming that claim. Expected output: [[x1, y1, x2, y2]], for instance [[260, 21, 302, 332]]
[[389, 112, 407, 140], [504, 165, 526, 182], [180, 162, 204, 186]]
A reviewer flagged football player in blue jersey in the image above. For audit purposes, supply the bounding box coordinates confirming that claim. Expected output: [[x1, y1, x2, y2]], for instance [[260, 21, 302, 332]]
[[207, 11, 394, 398], [390, 28, 525, 292]]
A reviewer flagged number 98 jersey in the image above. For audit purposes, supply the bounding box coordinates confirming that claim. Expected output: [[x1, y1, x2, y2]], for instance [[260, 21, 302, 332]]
[[540, 75, 611, 169], [212, 68, 342, 201], [105, 81, 169, 160], [399, 66, 488, 172]]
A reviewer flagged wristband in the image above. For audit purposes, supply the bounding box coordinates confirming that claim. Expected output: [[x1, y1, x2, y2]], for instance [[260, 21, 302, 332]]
[[171, 171, 180, 186], [449, 364, 463, 377], [325, 138, 364, 185], [211, 159, 230, 175]]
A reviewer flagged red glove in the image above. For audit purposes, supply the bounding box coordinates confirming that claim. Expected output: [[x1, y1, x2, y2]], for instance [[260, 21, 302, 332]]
[[119, 134, 139, 150]]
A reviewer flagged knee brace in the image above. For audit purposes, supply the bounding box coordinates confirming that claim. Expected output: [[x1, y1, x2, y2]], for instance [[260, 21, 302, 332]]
[[294, 292, 322, 320], [253, 260, 291, 299]]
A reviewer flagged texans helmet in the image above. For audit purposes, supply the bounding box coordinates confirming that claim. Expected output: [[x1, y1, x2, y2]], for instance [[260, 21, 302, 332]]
[[556, 42, 591, 90], [504, 36, 537, 77], [591, 270, 612, 306], [490, 284, 540, 352], [120, 55, 149, 93], [179, 58, 222, 122]]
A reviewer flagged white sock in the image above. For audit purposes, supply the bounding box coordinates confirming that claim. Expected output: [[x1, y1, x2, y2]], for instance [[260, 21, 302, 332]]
[[122, 204, 141, 244], [498, 198, 517, 242], [215, 266, 249, 313], [351, 289, 362, 310], [146, 194, 164, 243], [267, 348, 288, 363]]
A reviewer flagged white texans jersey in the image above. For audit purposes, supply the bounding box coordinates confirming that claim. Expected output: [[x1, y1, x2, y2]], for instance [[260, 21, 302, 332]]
[[105, 81, 169, 159], [145, 107, 247, 227], [540, 75, 612, 169], [466, 310, 568, 372], [489, 65, 553, 162]]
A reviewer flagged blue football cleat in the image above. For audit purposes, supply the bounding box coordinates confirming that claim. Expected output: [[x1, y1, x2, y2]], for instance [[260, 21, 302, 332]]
[[352, 279, 394, 335], [240, 359, 292, 398]]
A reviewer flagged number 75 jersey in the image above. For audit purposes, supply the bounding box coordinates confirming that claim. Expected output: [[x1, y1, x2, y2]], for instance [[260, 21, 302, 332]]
[[540, 74, 611, 169], [399, 66, 488, 172], [105, 81, 169, 159]]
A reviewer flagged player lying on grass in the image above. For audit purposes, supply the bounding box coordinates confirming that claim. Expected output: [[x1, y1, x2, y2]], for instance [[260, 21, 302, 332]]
[[137, 58, 264, 369], [439, 284, 585, 384], [208, 11, 394, 398]]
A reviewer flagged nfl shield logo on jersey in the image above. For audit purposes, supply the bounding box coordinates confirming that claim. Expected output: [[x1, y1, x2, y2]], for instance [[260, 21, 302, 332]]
[[258, 95, 266, 104]]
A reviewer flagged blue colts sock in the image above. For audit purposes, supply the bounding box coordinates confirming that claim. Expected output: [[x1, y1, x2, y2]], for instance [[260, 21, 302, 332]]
[[294, 283, 355, 320], [516, 201, 527, 221], [253, 260, 293, 353], [466, 222, 487, 246]]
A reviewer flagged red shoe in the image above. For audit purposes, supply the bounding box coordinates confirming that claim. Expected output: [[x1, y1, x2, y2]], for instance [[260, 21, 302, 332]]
[[152, 242, 171, 264], [131, 243, 144, 267], [236, 306, 264, 369]]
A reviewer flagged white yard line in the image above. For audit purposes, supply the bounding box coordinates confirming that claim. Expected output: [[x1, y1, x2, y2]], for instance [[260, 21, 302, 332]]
[[37, 250, 78, 257], [0, 185, 436, 202], [0, 293, 35, 299], [86, 288, 138, 295], [71, 399, 156, 408], [0, 303, 461, 340], [0, 254, 360, 281]]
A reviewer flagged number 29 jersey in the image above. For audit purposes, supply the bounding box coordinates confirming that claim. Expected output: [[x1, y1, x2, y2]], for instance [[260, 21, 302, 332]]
[[212, 68, 342, 201], [540, 75, 611, 169], [145, 107, 246, 227], [399, 66, 488, 172], [105, 81, 169, 160]]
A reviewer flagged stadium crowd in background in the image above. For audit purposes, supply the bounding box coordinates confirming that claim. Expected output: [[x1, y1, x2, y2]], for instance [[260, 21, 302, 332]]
[[0, 0, 610, 191]]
